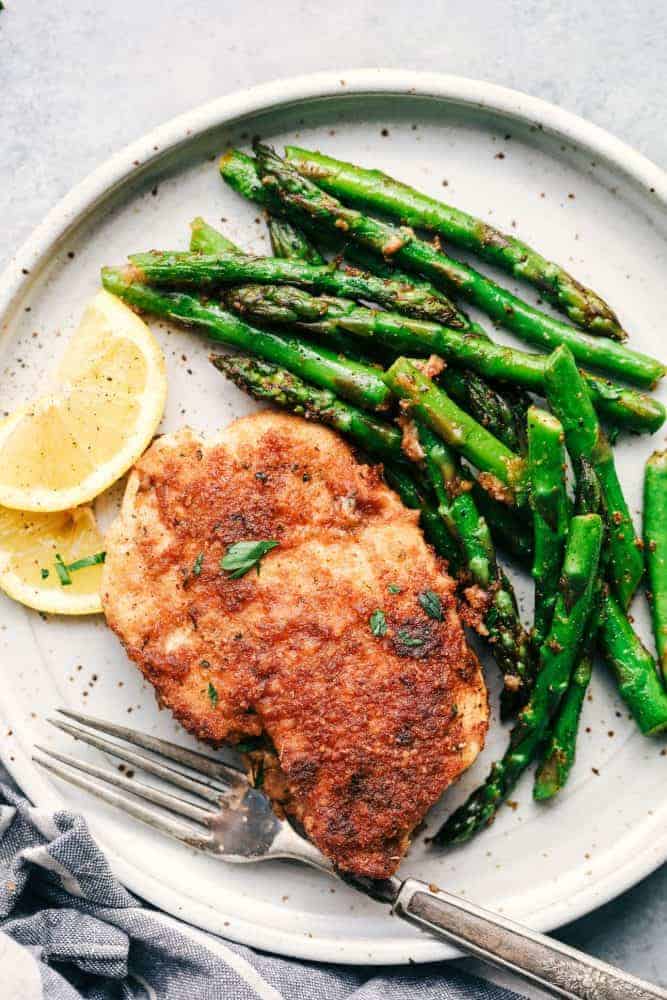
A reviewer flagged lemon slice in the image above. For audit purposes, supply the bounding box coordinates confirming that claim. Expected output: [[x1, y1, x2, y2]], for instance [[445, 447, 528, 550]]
[[0, 504, 105, 614], [0, 290, 167, 511]]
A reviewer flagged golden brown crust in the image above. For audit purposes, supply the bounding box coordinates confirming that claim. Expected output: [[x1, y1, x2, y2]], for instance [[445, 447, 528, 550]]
[[102, 413, 488, 876]]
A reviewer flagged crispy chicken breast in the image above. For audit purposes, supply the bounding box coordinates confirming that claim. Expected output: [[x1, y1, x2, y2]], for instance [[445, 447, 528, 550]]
[[102, 413, 488, 876]]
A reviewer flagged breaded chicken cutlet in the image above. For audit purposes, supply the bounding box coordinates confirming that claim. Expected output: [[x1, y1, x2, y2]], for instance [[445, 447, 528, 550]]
[[102, 413, 488, 877]]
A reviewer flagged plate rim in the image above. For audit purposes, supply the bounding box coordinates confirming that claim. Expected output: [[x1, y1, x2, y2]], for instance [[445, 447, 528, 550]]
[[1, 68, 666, 965]]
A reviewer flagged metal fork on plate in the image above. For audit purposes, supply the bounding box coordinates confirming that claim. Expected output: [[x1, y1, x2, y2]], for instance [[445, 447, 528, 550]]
[[34, 709, 666, 1000]]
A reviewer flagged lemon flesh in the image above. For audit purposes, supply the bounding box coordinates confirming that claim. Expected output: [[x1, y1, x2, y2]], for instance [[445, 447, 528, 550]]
[[0, 290, 167, 511], [0, 505, 106, 614]]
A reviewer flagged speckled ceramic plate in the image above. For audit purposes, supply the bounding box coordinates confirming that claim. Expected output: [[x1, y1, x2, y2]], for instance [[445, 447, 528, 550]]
[[1, 70, 666, 965]]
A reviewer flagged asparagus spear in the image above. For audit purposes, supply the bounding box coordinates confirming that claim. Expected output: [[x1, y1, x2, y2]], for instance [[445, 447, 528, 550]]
[[223, 282, 348, 324], [532, 456, 604, 800], [285, 146, 627, 341], [268, 216, 325, 264], [342, 243, 479, 322], [599, 592, 667, 735], [527, 407, 569, 647], [130, 249, 472, 329], [433, 513, 603, 845], [383, 358, 528, 505], [222, 285, 375, 363], [644, 450, 667, 682], [210, 281, 662, 435], [101, 267, 390, 411], [532, 654, 593, 800], [471, 484, 534, 565], [252, 143, 663, 388], [544, 345, 643, 608], [210, 353, 404, 463], [219, 148, 267, 204], [428, 367, 528, 455], [417, 421, 532, 714], [189, 217, 239, 254]]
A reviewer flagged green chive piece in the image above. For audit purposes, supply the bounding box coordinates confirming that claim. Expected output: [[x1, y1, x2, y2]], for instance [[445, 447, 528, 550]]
[[54, 554, 72, 586], [388, 584, 402, 594], [192, 552, 204, 577], [418, 589, 443, 621], [65, 551, 106, 573], [40, 568, 50, 580], [369, 608, 387, 637], [221, 539, 278, 579], [207, 682, 219, 707]]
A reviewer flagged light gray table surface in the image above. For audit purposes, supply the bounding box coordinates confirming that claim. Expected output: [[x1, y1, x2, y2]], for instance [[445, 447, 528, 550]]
[[2, 2, 666, 997]]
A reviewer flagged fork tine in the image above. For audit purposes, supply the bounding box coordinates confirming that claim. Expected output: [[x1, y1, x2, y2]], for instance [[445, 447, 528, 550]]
[[33, 749, 216, 851], [55, 708, 247, 788], [48, 717, 235, 805], [35, 745, 217, 825]]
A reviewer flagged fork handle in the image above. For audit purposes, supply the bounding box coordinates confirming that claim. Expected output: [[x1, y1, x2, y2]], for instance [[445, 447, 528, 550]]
[[393, 878, 667, 1000]]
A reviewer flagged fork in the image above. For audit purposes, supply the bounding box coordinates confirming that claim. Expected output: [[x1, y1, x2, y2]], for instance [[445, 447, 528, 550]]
[[34, 709, 666, 1000]]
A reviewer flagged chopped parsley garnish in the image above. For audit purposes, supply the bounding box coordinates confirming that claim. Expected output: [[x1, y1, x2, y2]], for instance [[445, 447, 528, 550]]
[[369, 608, 387, 637], [418, 589, 443, 621], [396, 628, 424, 647], [192, 552, 204, 577], [388, 584, 402, 594], [52, 551, 106, 586], [220, 539, 278, 579], [40, 568, 50, 580], [207, 682, 219, 707]]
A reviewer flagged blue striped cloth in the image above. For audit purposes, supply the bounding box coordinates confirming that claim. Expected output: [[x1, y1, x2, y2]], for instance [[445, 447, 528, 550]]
[[0, 765, 519, 999]]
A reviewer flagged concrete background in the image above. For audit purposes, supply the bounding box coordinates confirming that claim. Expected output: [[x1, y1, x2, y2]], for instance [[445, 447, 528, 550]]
[[1, 1, 666, 995]]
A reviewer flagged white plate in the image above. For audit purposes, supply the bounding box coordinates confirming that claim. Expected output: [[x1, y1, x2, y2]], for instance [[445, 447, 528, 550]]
[[1, 70, 666, 966]]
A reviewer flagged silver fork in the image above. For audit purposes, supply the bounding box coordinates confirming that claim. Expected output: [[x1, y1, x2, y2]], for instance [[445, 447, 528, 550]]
[[34, 709, 666, 1000]]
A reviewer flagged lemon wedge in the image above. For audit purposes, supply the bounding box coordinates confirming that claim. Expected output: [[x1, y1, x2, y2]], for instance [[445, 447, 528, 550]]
[[0, 290, 167, 511], [0, 504, 106, 614]]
